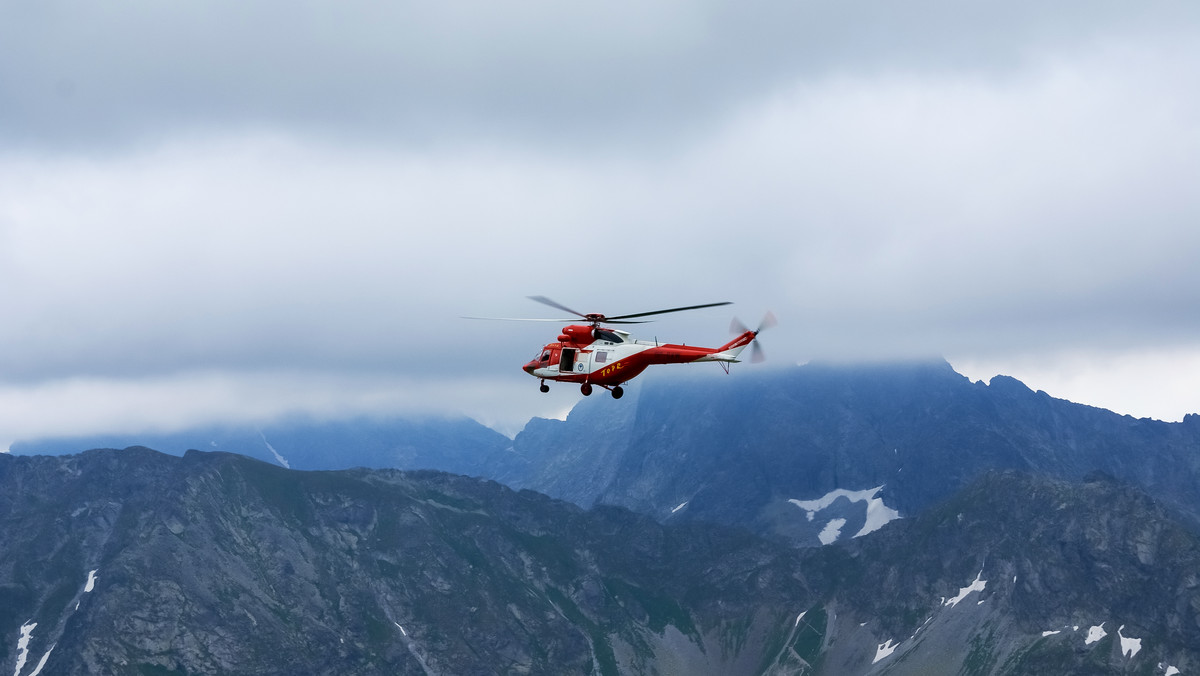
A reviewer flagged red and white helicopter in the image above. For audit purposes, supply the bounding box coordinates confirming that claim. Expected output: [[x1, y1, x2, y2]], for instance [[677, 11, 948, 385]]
[[473, 296, 775, 399]]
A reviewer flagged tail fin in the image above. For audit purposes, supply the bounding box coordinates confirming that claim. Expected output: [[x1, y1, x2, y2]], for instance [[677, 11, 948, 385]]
[[714, 330, 756, 360]]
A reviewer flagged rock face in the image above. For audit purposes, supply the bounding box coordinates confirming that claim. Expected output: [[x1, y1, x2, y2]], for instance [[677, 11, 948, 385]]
[[3, 449, 1200, 675], [0, 448, 811, 675], [805, 471, 1200, 675]]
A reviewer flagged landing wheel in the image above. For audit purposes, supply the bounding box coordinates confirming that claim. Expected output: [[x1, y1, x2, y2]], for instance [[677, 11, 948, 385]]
[[611, 386, 624, 399], [580, 383, 593, 396], [539, 382, 549, 393]]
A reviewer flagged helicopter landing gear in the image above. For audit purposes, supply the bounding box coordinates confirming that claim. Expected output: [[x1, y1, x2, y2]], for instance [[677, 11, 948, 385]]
[[611, 386, 624, 399], [539, 381, 549, 393], [580, 383, 593, 396]]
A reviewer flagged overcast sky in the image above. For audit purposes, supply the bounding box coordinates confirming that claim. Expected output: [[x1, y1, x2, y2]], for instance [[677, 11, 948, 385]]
[[2, 0, 1198, 445]]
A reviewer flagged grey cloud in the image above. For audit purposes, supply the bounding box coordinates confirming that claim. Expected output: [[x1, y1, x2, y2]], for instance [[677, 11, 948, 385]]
[[2, 0, 1198, 436], [3, 0, 1194, 151]]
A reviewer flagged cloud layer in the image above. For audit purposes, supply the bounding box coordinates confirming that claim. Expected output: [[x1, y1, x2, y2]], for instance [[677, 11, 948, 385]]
[[2, 1, 1198, 441]]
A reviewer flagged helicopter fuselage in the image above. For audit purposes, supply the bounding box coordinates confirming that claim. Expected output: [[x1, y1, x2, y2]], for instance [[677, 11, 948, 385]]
[[522, 324, 756, 388]]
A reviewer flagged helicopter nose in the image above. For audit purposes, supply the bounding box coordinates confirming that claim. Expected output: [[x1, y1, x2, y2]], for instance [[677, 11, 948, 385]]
[[522, 361, 536, 375]]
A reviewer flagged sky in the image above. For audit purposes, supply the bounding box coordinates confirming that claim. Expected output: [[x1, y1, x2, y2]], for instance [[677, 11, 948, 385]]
[[2, 0, 1198, 445]]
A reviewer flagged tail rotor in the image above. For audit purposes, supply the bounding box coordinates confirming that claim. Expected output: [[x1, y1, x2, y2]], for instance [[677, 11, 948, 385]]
[[730, 312, 777, 363]]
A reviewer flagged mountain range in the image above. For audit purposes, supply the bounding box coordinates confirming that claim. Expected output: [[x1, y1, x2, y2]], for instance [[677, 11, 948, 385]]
[[22, 360, 1197, 546], [490, 360, 1200, 546], [5, 360, 1200, 674]]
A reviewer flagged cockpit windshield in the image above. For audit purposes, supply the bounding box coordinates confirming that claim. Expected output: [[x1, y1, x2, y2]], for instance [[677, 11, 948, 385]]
[[593, 329, 624, 344]]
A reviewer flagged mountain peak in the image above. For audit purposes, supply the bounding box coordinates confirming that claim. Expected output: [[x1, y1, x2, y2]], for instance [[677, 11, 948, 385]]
[[986, 373, 1035, 392]]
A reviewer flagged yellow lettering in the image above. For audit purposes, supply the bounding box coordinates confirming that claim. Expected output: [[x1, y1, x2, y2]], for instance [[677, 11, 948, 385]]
[[599, 362, 624, 378]]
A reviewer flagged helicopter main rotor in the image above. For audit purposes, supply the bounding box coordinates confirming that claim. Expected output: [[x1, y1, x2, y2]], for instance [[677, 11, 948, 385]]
[[525, 296, 732, 326]]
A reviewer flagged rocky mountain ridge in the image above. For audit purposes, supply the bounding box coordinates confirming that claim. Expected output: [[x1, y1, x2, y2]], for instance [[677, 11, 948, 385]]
[[814, 470, 1200, 674], [3, 448, 1199, 675], [0, 448, 810, 675]]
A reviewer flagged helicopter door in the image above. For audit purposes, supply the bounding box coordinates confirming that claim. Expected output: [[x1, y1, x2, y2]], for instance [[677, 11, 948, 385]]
[[559, 348, 576, 373]]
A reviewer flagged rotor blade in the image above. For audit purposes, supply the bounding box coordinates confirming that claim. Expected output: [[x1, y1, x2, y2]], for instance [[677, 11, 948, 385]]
[[461, 316, 577, 322], [757, 311, 778, 334], [606, 301, 732, 321], [462, 315, 650, 324], [750, 341, 766, 363], [732, 312, 777, 335], [527, 296, 587, 319]]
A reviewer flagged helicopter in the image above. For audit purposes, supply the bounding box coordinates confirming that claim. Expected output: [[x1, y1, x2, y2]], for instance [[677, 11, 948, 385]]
[[471, 296, 775, 399]]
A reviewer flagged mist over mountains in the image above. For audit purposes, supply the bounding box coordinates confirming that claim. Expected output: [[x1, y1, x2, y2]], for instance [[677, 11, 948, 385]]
[[11, 415, 512, 477], [6, 360, 1200, 674], [18, 360, 1200, 545]]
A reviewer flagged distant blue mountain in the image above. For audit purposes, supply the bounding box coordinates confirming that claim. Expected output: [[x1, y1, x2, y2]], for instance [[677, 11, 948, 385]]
[[10, 415, 514, 477]]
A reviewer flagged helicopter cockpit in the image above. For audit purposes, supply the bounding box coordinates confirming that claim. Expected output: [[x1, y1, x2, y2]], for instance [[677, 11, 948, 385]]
[[593, 328, 625, 344]]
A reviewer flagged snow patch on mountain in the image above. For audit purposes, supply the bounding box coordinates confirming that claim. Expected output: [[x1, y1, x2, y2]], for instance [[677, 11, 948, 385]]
[[943, 571, 987, 608], [13, 622, 36, 676], [1118, 625, 1142, 658], [789, 486, 901, 544], [259, 432, 290, 469], [27, 644, 54, 676], [818, 518, 846, 545], [873, 638, 898, 664]]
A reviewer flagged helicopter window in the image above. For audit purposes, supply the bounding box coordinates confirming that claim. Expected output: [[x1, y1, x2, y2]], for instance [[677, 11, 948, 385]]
[[595, 351, 607, 364], [540, 351, 551, 362]]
